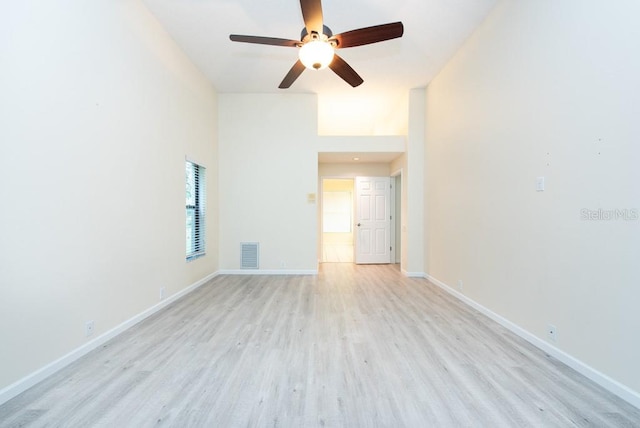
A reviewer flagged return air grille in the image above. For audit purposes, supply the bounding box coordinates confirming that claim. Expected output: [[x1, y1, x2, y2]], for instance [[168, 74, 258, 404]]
[[240, 242, 259, 269]]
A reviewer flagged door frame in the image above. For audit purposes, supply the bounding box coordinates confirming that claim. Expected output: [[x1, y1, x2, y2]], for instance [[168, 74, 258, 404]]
[[391, 168, 403, 265], [319, 173, 401, 266]]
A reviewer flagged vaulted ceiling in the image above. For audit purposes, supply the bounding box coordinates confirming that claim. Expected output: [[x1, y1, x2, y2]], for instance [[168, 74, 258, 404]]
[[143, 0, 497, 97]]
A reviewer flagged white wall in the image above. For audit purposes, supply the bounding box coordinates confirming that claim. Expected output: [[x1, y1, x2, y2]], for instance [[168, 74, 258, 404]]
[[319, 163, 392, 178], [405, 89, 426, 276], [0, 0, 218, 393], [425, 0, 640, 397], [317, 136, 406, 155], [317, 91, 409, 136], [218, 94, 319, 272]]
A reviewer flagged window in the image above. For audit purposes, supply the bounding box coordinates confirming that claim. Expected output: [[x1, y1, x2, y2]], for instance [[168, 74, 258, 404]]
[[186, 160, 206, 260]]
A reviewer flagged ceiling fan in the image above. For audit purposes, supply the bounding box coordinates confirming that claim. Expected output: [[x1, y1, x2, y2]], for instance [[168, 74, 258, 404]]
[[229, 0, 404, 89]]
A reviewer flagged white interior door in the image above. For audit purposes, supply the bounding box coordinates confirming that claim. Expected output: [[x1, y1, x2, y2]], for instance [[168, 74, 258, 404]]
[[355, 176, 391, 264]]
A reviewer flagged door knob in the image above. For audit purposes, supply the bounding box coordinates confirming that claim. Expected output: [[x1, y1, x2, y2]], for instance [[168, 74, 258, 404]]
[[357, 223, 361, 227]]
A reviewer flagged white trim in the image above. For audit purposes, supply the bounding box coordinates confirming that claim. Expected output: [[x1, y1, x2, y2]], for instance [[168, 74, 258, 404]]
[[219, 269, 318, 276], [390, 178, 396, 265], [425, 273, 640, 410], [402, 270, 425, 278], [391, 169, 403, 266], [0, 271, 219, 406]]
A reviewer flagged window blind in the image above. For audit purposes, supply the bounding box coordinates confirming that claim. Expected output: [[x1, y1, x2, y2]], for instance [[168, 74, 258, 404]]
[[186, 160, 206, 260]]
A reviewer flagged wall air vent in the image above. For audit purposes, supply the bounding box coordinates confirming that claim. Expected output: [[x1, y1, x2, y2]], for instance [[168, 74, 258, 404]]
[[240, 242, 259, 269]]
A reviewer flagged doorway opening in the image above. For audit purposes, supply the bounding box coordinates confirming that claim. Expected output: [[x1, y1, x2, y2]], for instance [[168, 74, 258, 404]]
[[322, 178, 354, 263]]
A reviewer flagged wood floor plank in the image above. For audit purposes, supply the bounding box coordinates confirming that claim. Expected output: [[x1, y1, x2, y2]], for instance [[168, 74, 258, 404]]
[[1, 263, 639, 427]]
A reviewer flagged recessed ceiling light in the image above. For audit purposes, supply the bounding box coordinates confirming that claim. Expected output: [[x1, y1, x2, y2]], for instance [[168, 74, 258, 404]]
[[353, 157, 360, 161]]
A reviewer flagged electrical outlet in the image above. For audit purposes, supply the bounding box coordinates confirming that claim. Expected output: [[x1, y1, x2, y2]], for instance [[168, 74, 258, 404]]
[[85, 320, 95, 338], [457, 280, 463, 291], [160, 287, 166, 300], [280, 261, 286, 268], [547, 324, 557, 342]]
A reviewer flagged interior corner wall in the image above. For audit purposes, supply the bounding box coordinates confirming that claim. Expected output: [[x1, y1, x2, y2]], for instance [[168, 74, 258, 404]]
[[0, 1, 218, 393], [218, 94, 318, 272], [425, 0, 640, 396]]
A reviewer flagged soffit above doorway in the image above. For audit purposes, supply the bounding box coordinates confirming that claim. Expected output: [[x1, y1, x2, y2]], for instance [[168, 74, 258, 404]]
[[318, 152, 403, 163]]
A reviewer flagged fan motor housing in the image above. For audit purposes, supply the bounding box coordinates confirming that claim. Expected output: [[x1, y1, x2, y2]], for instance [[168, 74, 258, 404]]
[[301, 25, 333, 43]]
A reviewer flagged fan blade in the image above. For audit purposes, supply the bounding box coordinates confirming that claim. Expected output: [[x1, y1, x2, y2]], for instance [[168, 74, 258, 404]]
[[300, 0, 323, 35], [329, 54, 363, 87], [279, 60, 306, 89], [230, 34, 300, 47], [332, 22, 404, 49]]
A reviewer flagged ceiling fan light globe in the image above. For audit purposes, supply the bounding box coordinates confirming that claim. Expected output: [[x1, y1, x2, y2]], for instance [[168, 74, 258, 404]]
[[299, 41, 334, 70]]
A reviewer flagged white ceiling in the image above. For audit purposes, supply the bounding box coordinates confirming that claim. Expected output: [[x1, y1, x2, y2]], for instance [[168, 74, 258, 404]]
[[143, 0, 497, 96]]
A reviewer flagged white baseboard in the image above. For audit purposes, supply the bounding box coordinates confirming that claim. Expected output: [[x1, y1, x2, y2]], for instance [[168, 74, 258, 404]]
[[402, 270, 426, 278], [425, 273, 640, 410], [219, 269, 318, 275], [0, 271, 219, 407]]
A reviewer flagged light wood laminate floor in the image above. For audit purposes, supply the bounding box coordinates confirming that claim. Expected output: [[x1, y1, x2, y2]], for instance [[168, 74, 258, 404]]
[[1, 264, 639, 427], [322, 245, 353, 263]]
